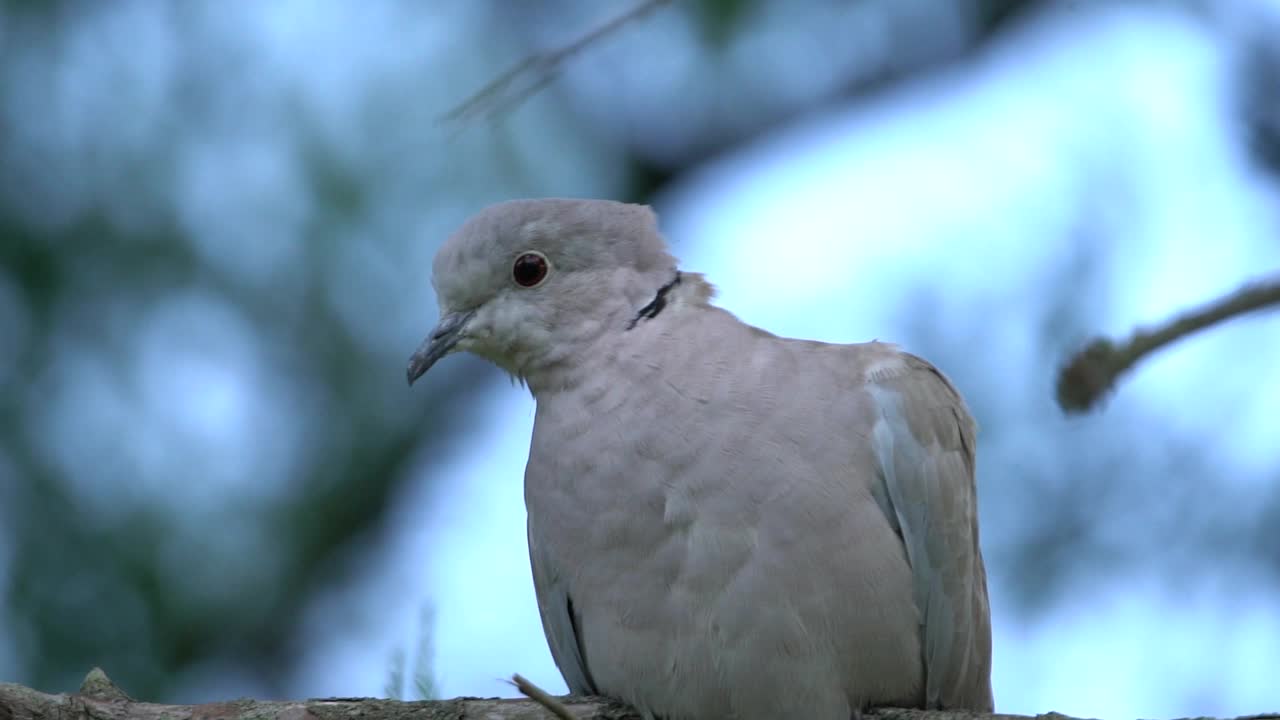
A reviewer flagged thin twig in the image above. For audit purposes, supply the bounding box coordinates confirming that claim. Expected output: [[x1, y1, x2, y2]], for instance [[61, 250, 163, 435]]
[[442, 0, 675, 126], [511, 674, 577, 720], [1056, 273, 1280, 413]]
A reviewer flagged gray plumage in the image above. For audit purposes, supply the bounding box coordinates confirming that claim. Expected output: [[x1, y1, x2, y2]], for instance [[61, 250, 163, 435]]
[[407, 198, 993, 720]]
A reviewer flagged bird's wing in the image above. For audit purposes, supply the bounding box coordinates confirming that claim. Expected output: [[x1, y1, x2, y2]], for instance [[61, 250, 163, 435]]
[[865, 352, 993, 711], [527, 518, 598, 695]]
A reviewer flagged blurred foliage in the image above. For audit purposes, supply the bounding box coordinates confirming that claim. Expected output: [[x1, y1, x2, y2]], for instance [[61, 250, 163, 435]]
[[691, 0, 757, 47], [0, 1, 494, 698], [0, 0, 1276, 708], [383, 605, 437, 701]]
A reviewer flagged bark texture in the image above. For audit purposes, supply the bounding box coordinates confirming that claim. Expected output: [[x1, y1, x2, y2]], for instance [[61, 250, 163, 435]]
[[1, 669, 1277, 720]]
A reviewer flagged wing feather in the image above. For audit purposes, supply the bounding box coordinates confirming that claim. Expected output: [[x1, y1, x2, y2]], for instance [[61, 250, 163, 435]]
[[527, 519, 598, 695], [867, 353, 993, 711]]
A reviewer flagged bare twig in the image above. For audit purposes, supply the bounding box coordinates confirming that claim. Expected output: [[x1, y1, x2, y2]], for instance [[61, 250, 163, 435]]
[[1057, 274, 1280, 413], [511, 674, 577, 720], [442, 0, 675, 125]]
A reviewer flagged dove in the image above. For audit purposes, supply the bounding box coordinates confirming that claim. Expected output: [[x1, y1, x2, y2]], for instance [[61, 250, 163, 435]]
[[407, 198, 993, 720]]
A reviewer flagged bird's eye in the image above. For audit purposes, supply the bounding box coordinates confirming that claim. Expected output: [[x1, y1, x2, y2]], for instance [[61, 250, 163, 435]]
[[512, 252, 549, 287]]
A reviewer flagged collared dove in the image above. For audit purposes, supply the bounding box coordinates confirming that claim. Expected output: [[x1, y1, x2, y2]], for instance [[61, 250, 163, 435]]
[[408, 198, 993, 719]]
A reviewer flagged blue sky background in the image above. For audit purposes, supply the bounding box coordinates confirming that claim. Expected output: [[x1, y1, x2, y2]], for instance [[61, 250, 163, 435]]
[[1, 2, 1278, 718]]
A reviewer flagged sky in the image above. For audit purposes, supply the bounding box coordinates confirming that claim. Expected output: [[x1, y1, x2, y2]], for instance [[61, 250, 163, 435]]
[[286, 5, 1280, 718]]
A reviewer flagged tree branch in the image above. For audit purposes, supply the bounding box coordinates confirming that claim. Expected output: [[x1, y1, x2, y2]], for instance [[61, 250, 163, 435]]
[[1056, 274, 1280, 413], [3, 669, 1279, 720], [441, 0, 674, 125]]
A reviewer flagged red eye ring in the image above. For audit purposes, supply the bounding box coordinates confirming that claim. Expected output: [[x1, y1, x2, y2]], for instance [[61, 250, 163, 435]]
[[512, 252, 549, 287]]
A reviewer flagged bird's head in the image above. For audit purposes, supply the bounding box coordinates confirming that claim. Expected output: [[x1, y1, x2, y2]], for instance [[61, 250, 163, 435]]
[[407, 198, 678, 389]]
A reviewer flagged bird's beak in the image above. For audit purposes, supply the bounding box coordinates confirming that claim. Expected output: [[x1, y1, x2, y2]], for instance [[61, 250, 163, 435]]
[[407, 310, 475, 386]]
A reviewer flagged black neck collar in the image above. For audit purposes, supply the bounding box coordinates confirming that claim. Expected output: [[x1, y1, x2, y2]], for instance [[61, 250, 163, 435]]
[[627, 272, 682, 330]]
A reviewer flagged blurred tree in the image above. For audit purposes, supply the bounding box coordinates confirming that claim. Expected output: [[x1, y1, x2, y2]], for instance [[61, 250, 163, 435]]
[[0, 0, 497, 699]]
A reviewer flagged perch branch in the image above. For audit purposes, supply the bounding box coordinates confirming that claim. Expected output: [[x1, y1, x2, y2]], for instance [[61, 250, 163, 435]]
[[3, 668, 1280, 720], [1056, 274, 1280, 413]]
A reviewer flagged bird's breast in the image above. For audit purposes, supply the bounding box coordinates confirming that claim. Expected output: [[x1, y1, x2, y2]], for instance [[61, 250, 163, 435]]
[[527, 389, 750, 589], [522, 339, 925, 718]]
